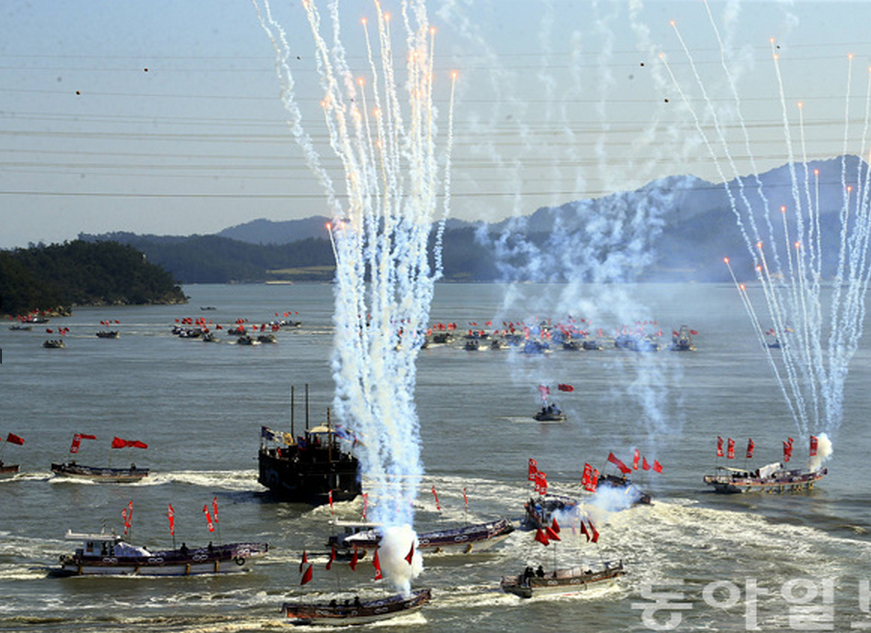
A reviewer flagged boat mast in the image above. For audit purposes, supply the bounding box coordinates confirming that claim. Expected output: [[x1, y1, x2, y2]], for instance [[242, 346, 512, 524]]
[[290, 385, 295, 440]]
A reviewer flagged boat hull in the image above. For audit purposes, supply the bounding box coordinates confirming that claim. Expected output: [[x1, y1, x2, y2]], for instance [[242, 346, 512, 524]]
[[282, 588, 431, 626], [703, 468, 827, 494], [501, 562, 625, 599], [258, 446, 360, 505], [51, 462, 149, 483], [0, 464, 20, 478], [54, 542, 268, 577], [331, 518, 515, 554]]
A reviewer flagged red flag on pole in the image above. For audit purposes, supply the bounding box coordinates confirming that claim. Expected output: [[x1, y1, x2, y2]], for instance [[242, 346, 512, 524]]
[[588, 520, 599, 543], [810, 435, 819, 457], [580, 521, 589, 542], [405, 543, 414, 565], [717, 436, 724, 458], [362, 493, 368, 521], [350, 547, 359, 571], [5, 433, 24, 445], [300, 564, 313, 585], [633, 449, 640, 470], [329, 490, 334, 514], [326, 545, 336, 571], [652, 460, 663, 474], [551, 518, 560, 534], [212, 497, 219, 525], [431, 486, 441, 511], [557, 383, 574, 392], [203, 505, 215, 532], [545, 526, 561, 541], [534, 528, 550, 546], [536, 472, 548, 495], [607, 452, 632, 474], [783, 441, 792, 463], [463, 488, 468, 511], [528, 458, 538, 481], [590, 469, 599, 491], [168, 504, 175, 536], [373, 549, 383, 580], [746, 438, 755, 460], [727, 438, 735, 459], [299, 550, 308, 573], [642, 457, 651, 471]]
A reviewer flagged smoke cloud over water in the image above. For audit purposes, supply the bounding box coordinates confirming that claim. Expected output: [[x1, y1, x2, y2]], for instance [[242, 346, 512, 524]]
[[255, 0, 455, 592]]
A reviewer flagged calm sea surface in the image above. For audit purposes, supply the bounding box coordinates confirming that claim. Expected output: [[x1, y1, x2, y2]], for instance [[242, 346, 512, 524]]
[[2, 282, 871, 632]]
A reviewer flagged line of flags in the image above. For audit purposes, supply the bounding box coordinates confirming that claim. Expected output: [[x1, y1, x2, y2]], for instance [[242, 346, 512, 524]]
[[530, 452, 662, 496], [534, 515, 599, 547], [716, 435, 818, 462], [298, 540, 417, 586]]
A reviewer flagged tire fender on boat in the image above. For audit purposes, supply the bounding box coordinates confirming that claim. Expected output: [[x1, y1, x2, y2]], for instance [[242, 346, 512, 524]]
[[234, 556, 246, 566]]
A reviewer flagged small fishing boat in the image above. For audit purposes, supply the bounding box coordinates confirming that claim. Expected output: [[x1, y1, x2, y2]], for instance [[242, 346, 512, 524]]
[[523, 494, 581, 531], [43, 339, 65, 349], [669, 325, 696, 351], [533, 403, 566, 422], [95, 331, 119, 339], [328, 518, 514, 554], [703, 462, 827, 494], [500, 560, 625, 598], [596, 474, 652, 505], [53, 530, 268, 577], [281, 588, 431, 626], [51, 434, 150, 483], [0, 461, 19, 478], [50, 462, 149, 483]]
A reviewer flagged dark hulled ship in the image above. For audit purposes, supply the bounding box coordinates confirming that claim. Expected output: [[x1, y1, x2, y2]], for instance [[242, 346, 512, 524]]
[[258, 386, 361, 505]]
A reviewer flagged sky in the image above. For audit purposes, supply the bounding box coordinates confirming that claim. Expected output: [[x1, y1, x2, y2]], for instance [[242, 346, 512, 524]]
[[2, 0, 871, 248]]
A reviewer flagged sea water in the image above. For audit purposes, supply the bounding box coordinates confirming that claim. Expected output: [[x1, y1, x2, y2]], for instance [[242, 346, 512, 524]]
[[1, 282, 871, 632]]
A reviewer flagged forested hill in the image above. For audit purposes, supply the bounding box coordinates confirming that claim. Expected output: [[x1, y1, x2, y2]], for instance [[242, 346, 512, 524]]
[[1, 240, 186, 317]]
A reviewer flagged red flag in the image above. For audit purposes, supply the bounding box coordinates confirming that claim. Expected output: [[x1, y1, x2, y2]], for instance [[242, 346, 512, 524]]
[[373, 549, 383, 581], [79, 434, 97, 440], [642, 457, 651, 471], [329, 490, 334, 514], [810, 435, 818, 457], [111, 437, 148, 449], [121, 508, 129, 535], [590, 469, 599, 491], [326, 545, 336, 571], [5, 433, 24, 445], [405, 543, 415, 565], [717, 436, 724, 458], [204, 505, 215, 533], [463, 487, 468, 510], [652, 460, 663, 474], [534, 528, 550, 546], [557, 383, 574, 392], [300, 563, 313, 585], [362, 493, 368, 521], [783, 441, 793, 463], [551, 518, 560, 534], [727, 438, 735, 459], [607, 452, 632, 475], [528, 458, 538, 481], [633, 449, 640, 471], [545, 526, 561, 541], [299, 550, 308, 573], [746, 439, 755, 460], [580, 521, 589, 542], [588, 520, 599, 543], [350, 547, 359, 571], [431, 486, 441, 511], [168, 504, 175, 536], [70, 436, 82, 454], [581, 463, 591, 487], [536, 472, 548, 495], [212, 497, 219, 524]]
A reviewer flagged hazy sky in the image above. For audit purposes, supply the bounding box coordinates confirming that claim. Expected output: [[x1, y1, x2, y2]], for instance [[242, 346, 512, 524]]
[[1, 0, 869, 248]]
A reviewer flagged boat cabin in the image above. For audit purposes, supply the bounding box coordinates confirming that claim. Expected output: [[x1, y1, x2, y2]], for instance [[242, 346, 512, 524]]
[[64, 530, 150, 558]]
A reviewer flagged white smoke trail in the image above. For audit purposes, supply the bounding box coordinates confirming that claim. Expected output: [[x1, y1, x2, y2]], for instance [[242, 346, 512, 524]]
[[254, 0, 454, 593]]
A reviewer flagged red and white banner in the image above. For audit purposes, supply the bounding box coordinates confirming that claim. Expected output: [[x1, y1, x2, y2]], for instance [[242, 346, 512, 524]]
[[727, 438, 735, 460], [168, 504, 175, 536], [203, 505, 215, 533]]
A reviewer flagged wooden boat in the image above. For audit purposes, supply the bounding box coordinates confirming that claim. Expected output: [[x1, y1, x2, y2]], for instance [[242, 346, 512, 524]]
[[43, 339, 65, 349], [703, 462, 827, 493], [281, 588, 431, 626], [258, 387, 361, 505], [0, 461, 20, 478], [50, 461, 149, 483], [533, 404, 566, 422], [95, 331, 119, 339], [500, 560, 625, 598], [523, 494, 581, 531], [328, 518, 514, 554], [53, 530, 268, 576]]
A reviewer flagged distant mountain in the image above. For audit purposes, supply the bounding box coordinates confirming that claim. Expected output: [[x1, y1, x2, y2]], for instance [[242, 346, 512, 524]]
[[78, 156, 866, 284]]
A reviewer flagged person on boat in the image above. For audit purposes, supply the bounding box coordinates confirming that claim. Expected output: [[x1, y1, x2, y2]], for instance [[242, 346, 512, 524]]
[[180, 542, 188, 556], [354, 596, 361, 608], [130, 463, 136, 470], [536, 565, 545, 578], [208, 541, 214, 554]]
